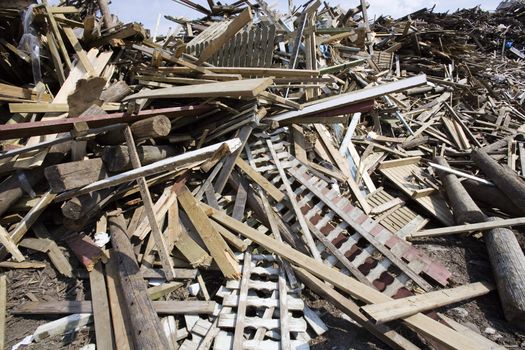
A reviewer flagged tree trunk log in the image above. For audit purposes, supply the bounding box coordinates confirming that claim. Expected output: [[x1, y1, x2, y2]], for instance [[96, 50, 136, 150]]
[[433, 156, 486, 223], [102, 145, 178, 172], [96, 115, 172, 145], [462, 180, 523, 217], [472, 149, 525, 214]]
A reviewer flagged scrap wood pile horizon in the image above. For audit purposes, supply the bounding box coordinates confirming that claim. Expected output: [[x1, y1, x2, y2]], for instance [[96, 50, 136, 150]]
[[0, 0, 524, 349]]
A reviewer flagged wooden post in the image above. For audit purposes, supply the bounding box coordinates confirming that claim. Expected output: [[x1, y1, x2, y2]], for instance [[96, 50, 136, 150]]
[[108, 214, 170, 349], [472, 149, 525, 214], [97, 115, 172, 145]]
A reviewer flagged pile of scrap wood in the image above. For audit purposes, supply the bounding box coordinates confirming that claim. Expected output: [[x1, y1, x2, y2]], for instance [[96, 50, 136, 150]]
[[0, 0, 524, 348]]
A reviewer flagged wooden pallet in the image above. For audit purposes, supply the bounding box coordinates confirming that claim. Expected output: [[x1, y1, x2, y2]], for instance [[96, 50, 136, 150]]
[[244, 136, 451, 296], [366, 187, 429, 238], [378, 157, 454, 226]]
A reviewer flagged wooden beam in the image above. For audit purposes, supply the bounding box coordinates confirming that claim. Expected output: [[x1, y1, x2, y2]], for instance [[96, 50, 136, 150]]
[[124, 78, 272, 101], [361, 282, 494, 324], [235, 158, 285, 202], [54, 138, 241, 202]]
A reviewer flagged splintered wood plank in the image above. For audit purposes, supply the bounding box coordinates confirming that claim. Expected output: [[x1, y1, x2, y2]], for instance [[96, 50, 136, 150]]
[[197, 8, 252, 64], [232, 252, 251, 350], [177, 186, 240, 279], [124, 126, 176, 281], [124, 78, 272, 101], [105, 251, 134, 350], [0, 191, 56, 261], [0, 225, 25, 262], [361, 282, 494, 324], [89, 262, 114, 350], [203, 205, 486, 350]]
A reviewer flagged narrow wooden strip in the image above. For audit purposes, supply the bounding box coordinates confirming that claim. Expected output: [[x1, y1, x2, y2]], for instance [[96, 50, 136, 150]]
[[361, 282, 494, 324], [89, 262, 114, 350], [410, 218, 525, 239]]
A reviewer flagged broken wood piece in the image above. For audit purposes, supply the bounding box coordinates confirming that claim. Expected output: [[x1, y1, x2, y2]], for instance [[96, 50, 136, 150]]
[[234, 158, 285, 202], [361, 282, 494, 324], [147, 282, 183, 300], [177, 186, 240, 279], [33, 313, 93, 342], [66, 233, 104, 272], [45, 158, 108, 193], [0, 275, 5, 350], [0, 225, 25, 262], [0, 261, 46, 269], [97, 115, 172, 145]]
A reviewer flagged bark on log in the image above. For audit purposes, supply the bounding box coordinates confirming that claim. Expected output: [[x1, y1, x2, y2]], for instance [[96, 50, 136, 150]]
[[472, 149, 525, 214], [434, 156, 485, 223], [462, 180, 523, 217], [435, 157, 525, 325], [108, 214, 170, 349], [484, 218, 525, 326], [96, 115, 172, 145], [101, 145, 178, 172]]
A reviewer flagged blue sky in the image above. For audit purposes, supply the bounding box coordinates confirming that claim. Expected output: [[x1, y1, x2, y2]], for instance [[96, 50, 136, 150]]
[[70, 1, 502, 35]]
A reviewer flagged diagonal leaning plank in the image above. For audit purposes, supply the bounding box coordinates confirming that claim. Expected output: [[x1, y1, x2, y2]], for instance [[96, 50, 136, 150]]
[[177, 186, 240, 279], [201, 203, 494, 350]]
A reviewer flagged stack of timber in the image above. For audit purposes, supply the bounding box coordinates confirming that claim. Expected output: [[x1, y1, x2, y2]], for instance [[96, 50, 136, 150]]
[[0, 0, 523, 349]]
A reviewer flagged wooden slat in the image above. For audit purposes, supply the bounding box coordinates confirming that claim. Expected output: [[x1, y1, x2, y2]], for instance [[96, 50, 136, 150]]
[[361, 282, 494, 324], [89, 262, 114, 350]]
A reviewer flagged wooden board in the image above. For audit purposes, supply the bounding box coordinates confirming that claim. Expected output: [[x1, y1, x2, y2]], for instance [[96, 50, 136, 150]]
[[89, 262, 114, 350], [124, 78, 273, 101], [361, 282, 494, 324]]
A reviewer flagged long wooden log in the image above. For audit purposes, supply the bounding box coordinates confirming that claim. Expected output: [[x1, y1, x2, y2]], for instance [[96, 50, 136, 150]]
[[108, 214, 170, 349], [97, 115, 172, 145], [462, 180, 523, 217], [433, 156, 525, 324], [484, 218, 525, 325], [472, 149, 525, 214], [433, 156, 485, 223]]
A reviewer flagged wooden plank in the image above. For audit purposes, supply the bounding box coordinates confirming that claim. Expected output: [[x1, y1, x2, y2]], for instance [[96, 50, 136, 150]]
[[177, 186, 240, 279], [105, 251, 134, 350], [124, 78, 272, 101], [410, 217, 525, 239], [12, 301, 216, 315], [361, 282, 494, 324], [295, 269, 419, 350], [232, 252, 251, 350], [124, 126, 176, 281], [89, 262, 114, 350], [54, 138, 241, 202], [203, 205, 486, 350], [235, 158, 285, 202], [197, 8, 252, 64]]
